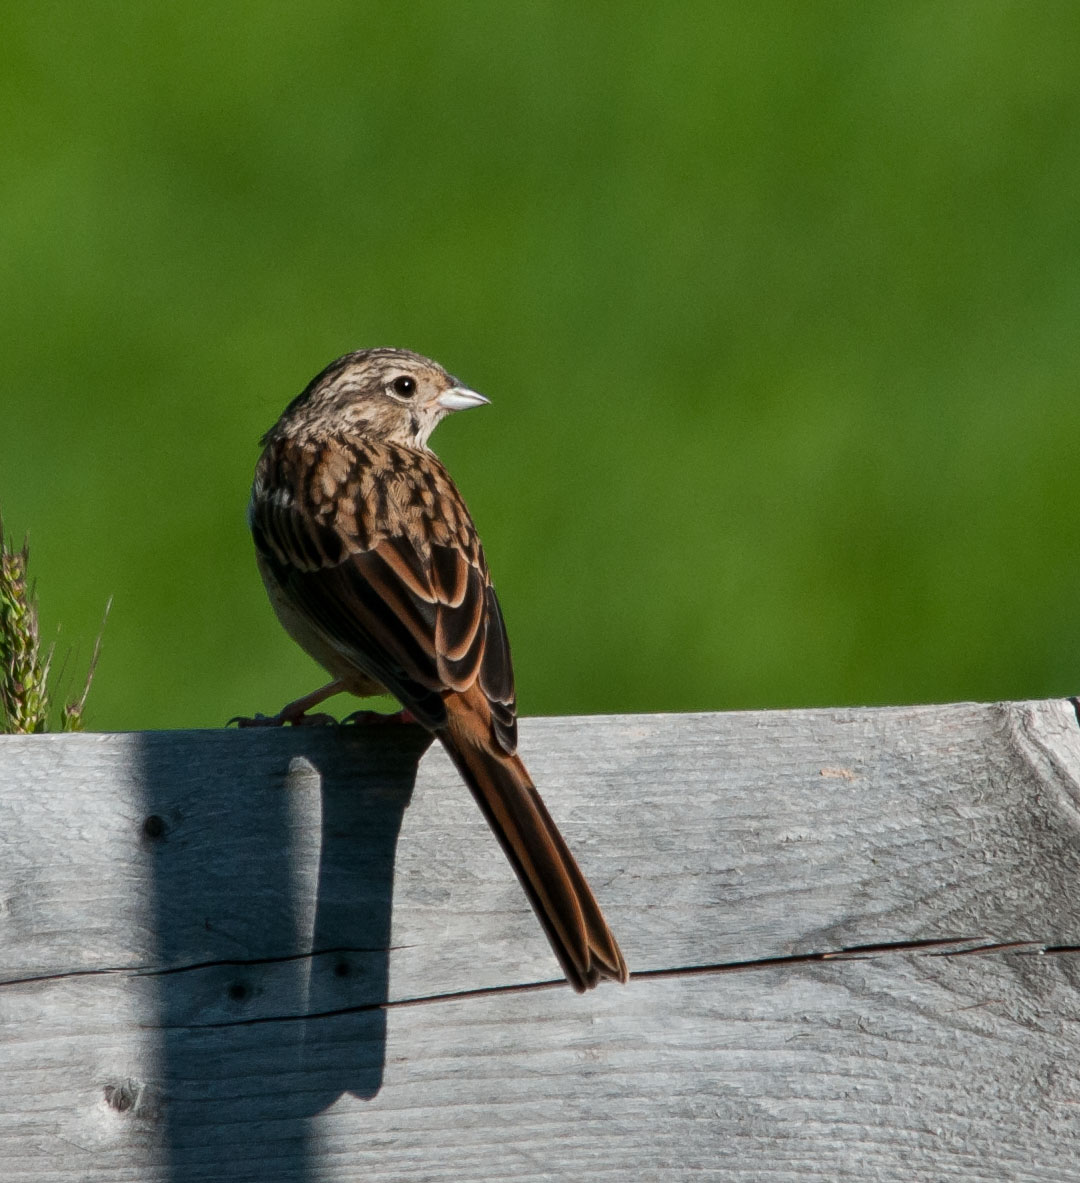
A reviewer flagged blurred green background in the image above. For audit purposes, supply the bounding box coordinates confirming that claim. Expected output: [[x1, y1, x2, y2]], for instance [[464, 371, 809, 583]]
[[3, 2, 1079, 731]]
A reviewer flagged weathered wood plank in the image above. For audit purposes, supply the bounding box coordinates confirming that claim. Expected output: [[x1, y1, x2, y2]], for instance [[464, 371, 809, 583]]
[[1, 700, 1079, 1180]]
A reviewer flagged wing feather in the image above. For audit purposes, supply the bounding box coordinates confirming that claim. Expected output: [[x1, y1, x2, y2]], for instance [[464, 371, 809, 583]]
[[435, 564, 485, 661], [430, 543, 470, 606]]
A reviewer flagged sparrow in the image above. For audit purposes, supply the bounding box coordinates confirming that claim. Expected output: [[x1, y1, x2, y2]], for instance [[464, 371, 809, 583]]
[[244, 348, 628, 991]]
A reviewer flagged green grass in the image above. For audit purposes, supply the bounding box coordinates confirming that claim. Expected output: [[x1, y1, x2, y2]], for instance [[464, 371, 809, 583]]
[[2, 3, 1079, 729]]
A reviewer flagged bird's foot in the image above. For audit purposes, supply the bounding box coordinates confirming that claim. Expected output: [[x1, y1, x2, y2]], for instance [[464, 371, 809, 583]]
[[229, 681, 347, 728], [228, 709, 338, 728], [341, 708, 420, 727], [228, 712, 279, 728]]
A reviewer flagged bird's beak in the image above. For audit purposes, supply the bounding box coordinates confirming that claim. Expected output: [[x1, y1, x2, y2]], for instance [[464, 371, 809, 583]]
[[437, 386, 490, 412]]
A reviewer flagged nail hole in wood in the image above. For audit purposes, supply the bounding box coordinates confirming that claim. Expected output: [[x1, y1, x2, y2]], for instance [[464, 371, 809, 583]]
[[142, 815, 166, 840]]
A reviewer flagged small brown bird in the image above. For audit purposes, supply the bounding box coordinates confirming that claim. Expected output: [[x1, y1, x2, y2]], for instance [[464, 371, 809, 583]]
[[244, 348, 627, 991]]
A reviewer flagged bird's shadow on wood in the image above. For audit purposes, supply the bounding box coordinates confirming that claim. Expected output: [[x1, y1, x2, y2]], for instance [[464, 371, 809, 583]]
[[136, 723, 431, 1183]]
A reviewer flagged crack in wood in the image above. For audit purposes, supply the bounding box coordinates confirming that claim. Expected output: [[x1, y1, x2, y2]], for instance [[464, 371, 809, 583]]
[[0, 945, 401, 989], [153, 935, 1080, 1030], [929, 940, 1048, 958], [7, 937, 1076, 1006]]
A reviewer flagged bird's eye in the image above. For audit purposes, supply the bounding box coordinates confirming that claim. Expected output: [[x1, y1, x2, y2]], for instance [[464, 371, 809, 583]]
[[391, 376, 417, 397]]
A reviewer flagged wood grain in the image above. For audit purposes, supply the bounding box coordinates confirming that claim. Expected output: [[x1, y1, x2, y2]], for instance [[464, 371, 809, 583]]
[[1, 700, 1079, 1180]]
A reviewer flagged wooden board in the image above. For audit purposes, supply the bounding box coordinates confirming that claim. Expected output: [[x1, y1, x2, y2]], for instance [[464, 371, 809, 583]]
[[1, 700, 1079, 1180]]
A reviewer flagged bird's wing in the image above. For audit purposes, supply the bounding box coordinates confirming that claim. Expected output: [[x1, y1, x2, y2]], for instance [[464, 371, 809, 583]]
[[250, 438, 517, 750]]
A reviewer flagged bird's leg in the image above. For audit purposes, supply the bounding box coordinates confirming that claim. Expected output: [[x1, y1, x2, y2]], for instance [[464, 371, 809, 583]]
[[229, 680, 347, 728]]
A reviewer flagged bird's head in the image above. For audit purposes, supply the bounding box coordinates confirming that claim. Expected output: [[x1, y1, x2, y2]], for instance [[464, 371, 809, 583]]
[[267, 347, 489, 448]]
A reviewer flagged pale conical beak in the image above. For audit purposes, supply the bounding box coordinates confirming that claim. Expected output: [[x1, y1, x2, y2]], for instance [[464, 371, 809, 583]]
[[437, 386, 490, 412]]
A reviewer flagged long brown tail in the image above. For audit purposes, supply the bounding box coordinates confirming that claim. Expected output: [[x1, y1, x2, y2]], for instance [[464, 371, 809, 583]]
[[439, 721, 628, 991]]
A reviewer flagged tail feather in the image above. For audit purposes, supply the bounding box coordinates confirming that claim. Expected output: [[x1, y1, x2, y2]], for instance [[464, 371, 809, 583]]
[[439, 726, 628, 991]]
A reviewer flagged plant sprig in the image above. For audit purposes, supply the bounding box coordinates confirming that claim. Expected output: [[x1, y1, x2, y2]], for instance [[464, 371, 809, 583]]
[[0, 515, 108, 734]]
